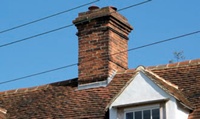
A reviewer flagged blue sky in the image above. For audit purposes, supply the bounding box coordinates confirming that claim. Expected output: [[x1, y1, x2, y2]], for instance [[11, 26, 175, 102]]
[[0, 0, 199, 91]]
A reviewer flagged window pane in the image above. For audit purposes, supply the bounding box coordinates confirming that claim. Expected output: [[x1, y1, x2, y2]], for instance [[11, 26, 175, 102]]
[[152, 109, 160, 119], [143, 110, 150, 119], [126, 112, 133, 119], [135, 111, 142, 119]]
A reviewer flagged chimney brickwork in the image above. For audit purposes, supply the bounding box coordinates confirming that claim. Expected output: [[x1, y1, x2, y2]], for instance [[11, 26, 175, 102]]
[[73, 6, 133, 85]]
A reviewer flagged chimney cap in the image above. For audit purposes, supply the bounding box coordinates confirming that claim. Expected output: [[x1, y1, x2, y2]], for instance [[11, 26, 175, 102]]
[[88, 5, 99, 11]]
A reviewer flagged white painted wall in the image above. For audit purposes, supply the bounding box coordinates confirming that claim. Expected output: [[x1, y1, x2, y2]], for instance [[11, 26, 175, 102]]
[[176, 102, 190, 119], [109, 72, 190, 119]]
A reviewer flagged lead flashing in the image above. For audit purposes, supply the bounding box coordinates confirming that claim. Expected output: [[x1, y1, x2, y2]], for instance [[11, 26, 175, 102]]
[[78, 70, 117, 90]]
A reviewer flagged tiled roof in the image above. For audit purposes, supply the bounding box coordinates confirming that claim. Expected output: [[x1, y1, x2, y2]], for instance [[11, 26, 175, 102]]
[[148, 59, 200, 119], [0, 108, 6, 119], [0, 59, 200, 118], [0, 72, 135, 118], [142, 68, 193, 109]]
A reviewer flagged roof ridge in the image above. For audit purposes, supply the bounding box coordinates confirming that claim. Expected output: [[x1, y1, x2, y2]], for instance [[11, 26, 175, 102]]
[[50, 78, 78, 86], [0, 85, 49, 96], [147, 58, 200, 70], [0, 78, 78, 96]]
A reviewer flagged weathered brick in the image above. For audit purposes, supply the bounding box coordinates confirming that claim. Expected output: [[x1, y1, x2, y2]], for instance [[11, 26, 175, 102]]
[[73, 6, 133, 85]]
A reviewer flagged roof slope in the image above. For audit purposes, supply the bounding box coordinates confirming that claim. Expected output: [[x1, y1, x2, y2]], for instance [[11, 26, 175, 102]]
[[0, 71, 135, 118], [148, 59, 200, 118], [141, 68, 193, 110], [0, 59, 200, 119]]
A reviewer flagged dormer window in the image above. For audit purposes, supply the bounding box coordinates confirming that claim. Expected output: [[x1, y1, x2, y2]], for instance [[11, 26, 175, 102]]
[[124, 105, 162, 119]]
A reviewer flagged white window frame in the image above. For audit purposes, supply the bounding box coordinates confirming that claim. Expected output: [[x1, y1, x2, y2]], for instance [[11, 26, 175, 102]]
[[124, 104, 164, 119]]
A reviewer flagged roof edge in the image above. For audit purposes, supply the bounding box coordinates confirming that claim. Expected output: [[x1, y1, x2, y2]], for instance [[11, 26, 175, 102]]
[[0, 78, 78, 96], [105, 70, 139, 110], [0, 85, 49, 96], [0, 108, 7, 114], [147, 58, 200, 70], [143, 69, 178, 89], [141, 69, 194, 110]]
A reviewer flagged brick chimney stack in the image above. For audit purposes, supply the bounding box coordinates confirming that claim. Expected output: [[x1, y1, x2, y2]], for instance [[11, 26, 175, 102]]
[[73, 6, 133, 86]]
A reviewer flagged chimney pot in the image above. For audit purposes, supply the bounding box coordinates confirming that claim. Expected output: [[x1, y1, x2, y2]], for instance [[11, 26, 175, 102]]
[[88, 5, 99, 11]]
